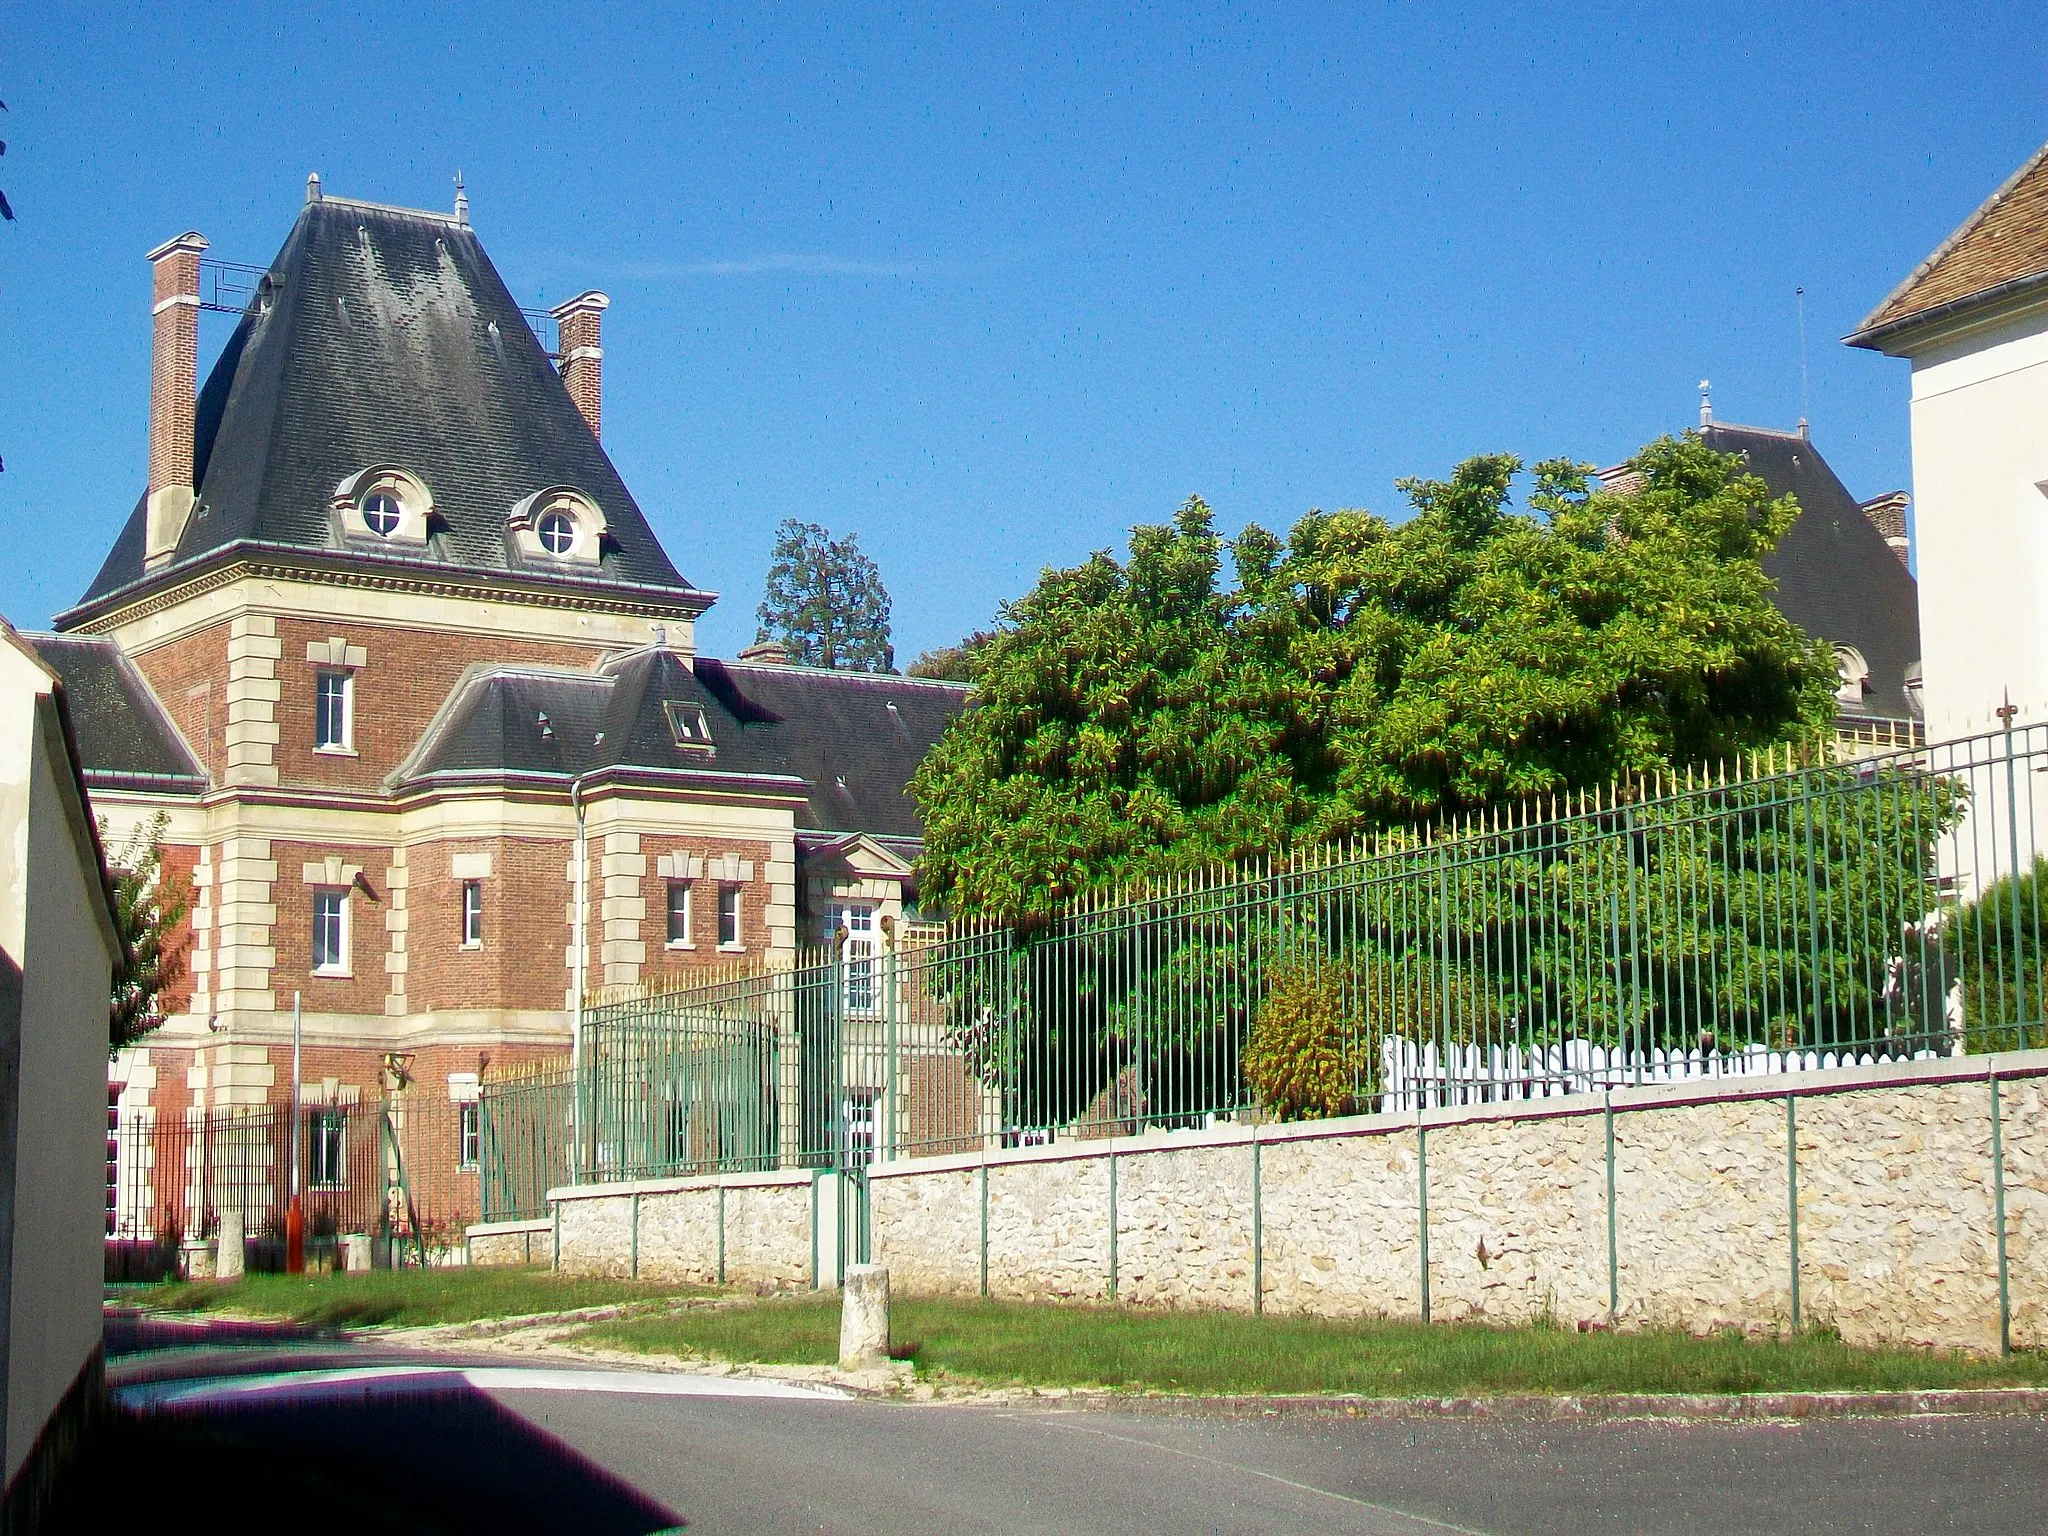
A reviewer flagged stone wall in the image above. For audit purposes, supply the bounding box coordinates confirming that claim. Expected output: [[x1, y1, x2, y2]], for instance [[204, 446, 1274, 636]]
[[515, 1050, 2048, 1352]]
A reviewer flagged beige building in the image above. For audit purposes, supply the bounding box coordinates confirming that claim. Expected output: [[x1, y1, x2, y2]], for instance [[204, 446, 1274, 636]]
[[36, 181, 965, 1242], [0, 621, 124, 1517]]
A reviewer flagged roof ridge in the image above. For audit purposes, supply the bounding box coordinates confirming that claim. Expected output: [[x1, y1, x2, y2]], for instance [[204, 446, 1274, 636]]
[[316, 194, 468, 228], [719, 659, 971, 691], [1853, 138, 2048, 338], [1705, 420, 1811, 442]]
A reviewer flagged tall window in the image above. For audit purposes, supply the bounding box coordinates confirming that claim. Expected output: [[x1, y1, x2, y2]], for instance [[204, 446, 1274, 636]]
[[315, 670, 353, 751], [461, 880, 484, 946], [457, 1102, 480, 1169], [308, 1109, 348, 1187], [718, 884, 742, 949], [666, 881, 692, 946], [311, 889, 349, 974], [826, 902, 878, 1013]]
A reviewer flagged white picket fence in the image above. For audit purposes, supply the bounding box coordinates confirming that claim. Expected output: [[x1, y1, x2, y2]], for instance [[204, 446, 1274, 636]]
[[1375, 1036, 1946, 1112]]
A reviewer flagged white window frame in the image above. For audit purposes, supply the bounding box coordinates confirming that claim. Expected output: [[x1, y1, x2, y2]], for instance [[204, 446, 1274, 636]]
[[717, 883, 743, 950], [308, 1108, 348, 1188], [665, 880, 694, 948], [457, 1101, 480, 1169], [461, 879, 484, 948], [311, 888, 351, 976], [314, 669, 355, 754], [825, 901, 879, 1015]]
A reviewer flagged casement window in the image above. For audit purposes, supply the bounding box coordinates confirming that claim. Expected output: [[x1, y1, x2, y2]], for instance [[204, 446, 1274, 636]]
[[457, 1102, 480, 1169], [718, 884, 742, 949], [315, 669, 354, 752], [461, 880, 484, 947], [311, 889, 350, 975], [665, 881, 693, 947], [825, 902, 878, 1014], [308, 1109, 348, 1188]]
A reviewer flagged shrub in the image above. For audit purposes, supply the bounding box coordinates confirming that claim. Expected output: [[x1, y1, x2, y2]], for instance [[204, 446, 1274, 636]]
[[1242, 962, 1365, 1120]]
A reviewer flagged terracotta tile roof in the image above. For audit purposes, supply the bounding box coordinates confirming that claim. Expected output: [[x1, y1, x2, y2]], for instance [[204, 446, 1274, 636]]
[[1851, 140, 2048, 347]]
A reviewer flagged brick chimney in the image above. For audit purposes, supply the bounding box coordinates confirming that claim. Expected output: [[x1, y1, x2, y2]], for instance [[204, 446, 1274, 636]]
[[1859, 491, 1912, 568], [550, 291, 610, 439], [145, 231, 208, 569]]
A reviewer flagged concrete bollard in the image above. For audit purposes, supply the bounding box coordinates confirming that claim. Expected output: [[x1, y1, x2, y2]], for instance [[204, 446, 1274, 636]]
[[214, 1210, 245, 1282], [838, 1263, 891, 1371], [341, 1233, 372, 1274]]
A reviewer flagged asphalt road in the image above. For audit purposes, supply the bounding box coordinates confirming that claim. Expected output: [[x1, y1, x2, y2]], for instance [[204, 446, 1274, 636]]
[[87, 1316, 2048, 1536]]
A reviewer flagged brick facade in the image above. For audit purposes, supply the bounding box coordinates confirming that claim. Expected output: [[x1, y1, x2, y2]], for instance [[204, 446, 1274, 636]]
[[129, 623, 230, 781]]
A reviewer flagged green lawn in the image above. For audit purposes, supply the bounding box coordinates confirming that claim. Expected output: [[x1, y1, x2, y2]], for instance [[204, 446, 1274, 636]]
[[122, 1267, 717, 1329], [580, 1294, 2048, 1398]]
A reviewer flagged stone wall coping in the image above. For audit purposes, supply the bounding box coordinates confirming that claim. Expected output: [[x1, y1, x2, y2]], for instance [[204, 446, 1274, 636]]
[[861, 1045, 2048, 1182], [465, 1217, 552, 1238], [548, 1165, 815, 1204]]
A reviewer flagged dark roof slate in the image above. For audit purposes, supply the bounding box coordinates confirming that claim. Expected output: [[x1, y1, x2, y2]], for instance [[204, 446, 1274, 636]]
[[75, 197, 703, 612], [1700, 424, 1922, 721], [404, 652, 967, 841], [19, 633, 208, 791]]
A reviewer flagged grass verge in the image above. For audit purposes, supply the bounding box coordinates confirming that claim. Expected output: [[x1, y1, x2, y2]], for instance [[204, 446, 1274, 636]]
[[121, 1267, 717, 1329], [580, 1294, 2048, 1397]]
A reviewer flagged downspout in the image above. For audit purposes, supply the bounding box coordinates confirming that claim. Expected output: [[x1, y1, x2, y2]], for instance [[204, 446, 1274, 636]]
[[570, 774, 588, 1179]]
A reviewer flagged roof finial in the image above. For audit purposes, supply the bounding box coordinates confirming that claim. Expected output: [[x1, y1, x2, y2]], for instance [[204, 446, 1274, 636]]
[[453, 171, 468, 227], [306, 171, 322, 205], [1699, 379, 1712, 426]]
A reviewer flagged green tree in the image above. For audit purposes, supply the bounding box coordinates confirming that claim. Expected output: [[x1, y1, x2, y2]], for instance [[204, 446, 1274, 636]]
[[755, 519, 895, 672], [907, 628, 999, 682], [108, 812, 188, 1055], [913, 436, 1839, 921]]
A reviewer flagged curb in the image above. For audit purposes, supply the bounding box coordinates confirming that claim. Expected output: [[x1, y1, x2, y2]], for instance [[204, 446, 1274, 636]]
[[1053, 1387, 2048, 1423]]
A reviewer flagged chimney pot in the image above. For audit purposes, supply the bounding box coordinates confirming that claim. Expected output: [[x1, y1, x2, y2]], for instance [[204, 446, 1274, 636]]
[[145, 231, 208, 570], [306, 171, 322, 204], [549, 290, 611, 439]]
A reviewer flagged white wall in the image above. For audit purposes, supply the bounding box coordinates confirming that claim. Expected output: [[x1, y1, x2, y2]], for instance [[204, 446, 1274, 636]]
[[0, 638, 119, 1491], [1906, 301, 2048, 741]]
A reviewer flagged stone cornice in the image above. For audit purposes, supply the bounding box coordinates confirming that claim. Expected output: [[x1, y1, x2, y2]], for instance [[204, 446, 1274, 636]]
[[56, 544, 715, 635]]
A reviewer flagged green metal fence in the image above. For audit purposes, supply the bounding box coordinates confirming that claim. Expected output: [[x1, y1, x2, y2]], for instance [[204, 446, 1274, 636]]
[[477, 1064, 573, 1223], [517, 720, 2048, 1187]]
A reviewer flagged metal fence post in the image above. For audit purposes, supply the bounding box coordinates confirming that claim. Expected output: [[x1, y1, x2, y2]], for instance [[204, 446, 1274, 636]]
[[1251, 1128, 1263, 1317], [1991, 1069, 2011, 1357], [1417, 1122, 1431, 1325], [1786, 1094, 1801, 1331], [1107, 1141, 1118, 1303], [1605, 1093, 1618, 1326]]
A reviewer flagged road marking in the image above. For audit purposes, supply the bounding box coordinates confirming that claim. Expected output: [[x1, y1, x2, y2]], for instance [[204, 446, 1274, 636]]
[[116, 1365, 850, 1408], [1026, 1416, 1495, 1535]]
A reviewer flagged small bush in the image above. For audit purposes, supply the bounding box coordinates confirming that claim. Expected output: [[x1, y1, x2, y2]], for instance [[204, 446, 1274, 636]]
[[1242, 962, 1364, 1120]]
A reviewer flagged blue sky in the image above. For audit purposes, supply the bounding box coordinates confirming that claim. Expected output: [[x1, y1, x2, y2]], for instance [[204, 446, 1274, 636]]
[[1, 3, 2039, 662]]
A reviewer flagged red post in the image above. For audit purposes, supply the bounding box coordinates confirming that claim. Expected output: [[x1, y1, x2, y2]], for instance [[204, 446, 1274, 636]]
[[286, 1197, 305, 1274]]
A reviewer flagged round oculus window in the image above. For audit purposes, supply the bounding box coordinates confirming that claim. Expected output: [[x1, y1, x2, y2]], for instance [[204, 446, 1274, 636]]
[[537, 510, 577, 555], [362, 491, 403, 537]]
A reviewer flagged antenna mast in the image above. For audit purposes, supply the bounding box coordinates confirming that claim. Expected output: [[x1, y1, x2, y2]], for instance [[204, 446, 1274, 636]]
[[1796, 286, 1810, 438]]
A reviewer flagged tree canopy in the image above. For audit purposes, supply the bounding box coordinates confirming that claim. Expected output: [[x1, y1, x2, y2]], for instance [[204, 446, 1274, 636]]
[[108, 813, 187, 1055], [911, 435, 1839, 921], [907, 628, 998, 682], [755, 519, 895, 672]]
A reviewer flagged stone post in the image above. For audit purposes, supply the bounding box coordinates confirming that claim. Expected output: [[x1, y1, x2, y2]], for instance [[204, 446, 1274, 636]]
[[838, 1263, 890, 1370], [215, 1209, 245, 1282], [342, 1233, 372, 1273]]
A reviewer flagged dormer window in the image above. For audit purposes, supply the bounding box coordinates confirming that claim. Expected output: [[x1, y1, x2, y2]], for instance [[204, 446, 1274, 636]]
[[332, 467, 432, 546], [509, 487, 607, 566], [539, 511, 576, 555], [1834, 646, 1871, 707], [664, 700, 713, 750], [363, 492, 403, 537]]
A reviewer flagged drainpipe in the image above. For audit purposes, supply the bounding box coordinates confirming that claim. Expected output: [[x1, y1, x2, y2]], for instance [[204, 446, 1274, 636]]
[[570, 775, 589, 1180]]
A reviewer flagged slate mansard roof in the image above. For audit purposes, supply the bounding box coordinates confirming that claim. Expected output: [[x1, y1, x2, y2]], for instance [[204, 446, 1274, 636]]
[[1700, 424, 1922, 722], [1850, 139, 2048, 351], [17, 634, 208, 793], [404, 649, 967, 842], [69, 195, 706, 618]]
